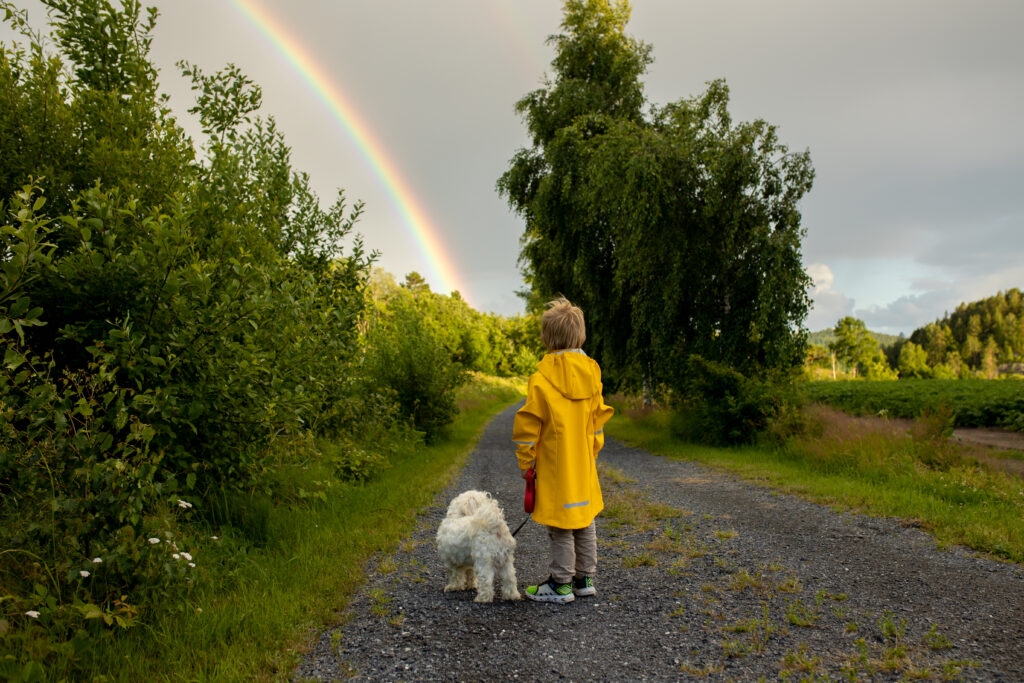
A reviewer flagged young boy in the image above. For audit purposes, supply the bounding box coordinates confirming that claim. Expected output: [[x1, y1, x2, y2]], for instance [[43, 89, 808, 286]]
[[513, 298, 614, 603]]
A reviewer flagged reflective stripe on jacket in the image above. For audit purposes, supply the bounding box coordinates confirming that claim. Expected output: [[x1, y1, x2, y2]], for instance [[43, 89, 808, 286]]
[[512, 349, 615, 529]]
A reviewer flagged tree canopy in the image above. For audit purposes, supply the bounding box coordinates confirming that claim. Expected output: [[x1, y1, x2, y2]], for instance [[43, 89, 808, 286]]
[[498, 0, 814, 394], [908, 288, 1024, 378], [829, 316, 896, 380]]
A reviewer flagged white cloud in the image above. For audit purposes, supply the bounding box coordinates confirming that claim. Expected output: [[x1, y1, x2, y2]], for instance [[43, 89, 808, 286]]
[[805, 263, 854, 331]]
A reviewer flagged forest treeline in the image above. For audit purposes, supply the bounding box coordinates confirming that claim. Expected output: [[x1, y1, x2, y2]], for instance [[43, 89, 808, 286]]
[[0, 1, 539, 673], [807, 289, 1024, 380]]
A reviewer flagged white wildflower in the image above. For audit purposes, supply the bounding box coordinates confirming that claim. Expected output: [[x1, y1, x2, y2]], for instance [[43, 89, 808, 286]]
[[92, 557, 103, 564], [177, 499, 193, 509], [148, 537, 160, 544], [188, 562, 196, 568], [181, 552, 193, 561], [210, 536, 218, 540], [25, 611, 40, 619], [79, 570, 90, 578], [172, 553, 181, 560]]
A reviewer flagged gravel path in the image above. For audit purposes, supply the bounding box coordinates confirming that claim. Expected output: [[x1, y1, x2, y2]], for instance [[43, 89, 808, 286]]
[[296, 404, 1024, 681]]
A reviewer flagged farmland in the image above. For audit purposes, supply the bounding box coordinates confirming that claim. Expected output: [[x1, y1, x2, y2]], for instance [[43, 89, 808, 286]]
[[805, 379, 1024, 431]]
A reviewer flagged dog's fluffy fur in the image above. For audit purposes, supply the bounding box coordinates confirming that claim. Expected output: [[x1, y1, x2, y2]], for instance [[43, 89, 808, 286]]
[[436, 490, 520, 602]]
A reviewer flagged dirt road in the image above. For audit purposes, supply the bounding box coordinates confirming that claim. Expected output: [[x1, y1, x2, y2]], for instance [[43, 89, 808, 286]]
[[296, 404, 1024, 681]]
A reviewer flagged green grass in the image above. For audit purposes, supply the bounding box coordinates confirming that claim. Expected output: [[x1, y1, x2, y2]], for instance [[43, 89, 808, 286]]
[[85, 375, 525, 681], [607, 406, 1024, 563], [805, 378, 1024, 431]]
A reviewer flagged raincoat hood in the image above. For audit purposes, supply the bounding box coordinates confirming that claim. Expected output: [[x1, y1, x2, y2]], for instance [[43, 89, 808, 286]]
[[537, 350, 601, 400]]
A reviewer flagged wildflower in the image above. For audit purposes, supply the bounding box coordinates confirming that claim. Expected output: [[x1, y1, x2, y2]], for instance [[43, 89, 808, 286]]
[[210, 536, 219, 540], [92, 557, 103, 564], [177, 499, 193, 509], [172, 553, 181, 560], [148, 537, 160, 544], [25, 611, 40, 619], [181, 552, 193, 561], [188, 562, 196, 568], [79, 570, 90, 578]]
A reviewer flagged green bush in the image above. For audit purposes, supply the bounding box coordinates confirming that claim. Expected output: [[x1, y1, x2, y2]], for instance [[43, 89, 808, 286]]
[[672, 355, 802, 446], [0, 3, 535, 677], [0, 4, 368, 674], [363, 304, 466, 443]]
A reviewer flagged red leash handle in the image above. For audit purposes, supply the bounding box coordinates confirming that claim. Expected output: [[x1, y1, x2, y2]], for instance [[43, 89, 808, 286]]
[[523, 467, 535, 513]]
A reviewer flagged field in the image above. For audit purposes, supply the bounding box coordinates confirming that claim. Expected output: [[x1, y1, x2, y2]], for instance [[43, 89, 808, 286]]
[[805, 379, 1024, 431]]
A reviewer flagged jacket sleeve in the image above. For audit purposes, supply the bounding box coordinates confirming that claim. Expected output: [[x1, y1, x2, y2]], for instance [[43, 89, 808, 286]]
[[591, 388, 615, 458], [512, 376, 545, 471]]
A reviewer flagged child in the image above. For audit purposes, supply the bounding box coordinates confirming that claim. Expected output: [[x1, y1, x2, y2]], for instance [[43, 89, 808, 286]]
[[512, 298, 614, 603]]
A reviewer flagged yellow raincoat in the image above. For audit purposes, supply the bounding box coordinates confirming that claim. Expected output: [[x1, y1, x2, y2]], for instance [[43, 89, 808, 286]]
[[512, 349, 615, 529]]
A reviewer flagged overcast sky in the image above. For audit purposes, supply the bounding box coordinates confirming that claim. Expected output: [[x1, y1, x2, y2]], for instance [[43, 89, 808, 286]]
[[6, 1, 1023, 334]]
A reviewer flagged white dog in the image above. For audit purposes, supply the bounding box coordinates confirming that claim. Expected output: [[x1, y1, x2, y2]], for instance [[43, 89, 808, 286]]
[[436, 490, 520, 602]]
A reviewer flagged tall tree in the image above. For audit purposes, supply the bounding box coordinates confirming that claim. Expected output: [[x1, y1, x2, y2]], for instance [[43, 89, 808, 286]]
[[498, 0, 814, 393], [830, 316, 896, 379], [897, 340, 931, 379]]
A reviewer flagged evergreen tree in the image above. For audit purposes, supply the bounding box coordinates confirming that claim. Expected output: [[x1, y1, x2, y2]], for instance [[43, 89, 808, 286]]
[[909, 288, 1024, 374]]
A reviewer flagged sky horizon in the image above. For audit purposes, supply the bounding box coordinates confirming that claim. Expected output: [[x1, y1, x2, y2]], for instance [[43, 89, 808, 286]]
[[3, 1, 1021, 335]]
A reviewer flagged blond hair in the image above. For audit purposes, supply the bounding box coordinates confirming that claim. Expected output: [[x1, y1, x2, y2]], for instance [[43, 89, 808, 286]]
[[541, 297, 586, 351]]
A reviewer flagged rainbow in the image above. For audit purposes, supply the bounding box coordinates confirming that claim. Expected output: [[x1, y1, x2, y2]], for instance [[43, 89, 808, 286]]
[[229, 0, 466, 299]]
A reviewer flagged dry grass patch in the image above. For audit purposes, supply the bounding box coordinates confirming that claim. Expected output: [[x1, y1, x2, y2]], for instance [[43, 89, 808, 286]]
[[775, 575, 803, 593], [602, 487, 685, 532], [726, 567, 768, 593], [623, 552, 657, 568], [597, 461, 636, 485]]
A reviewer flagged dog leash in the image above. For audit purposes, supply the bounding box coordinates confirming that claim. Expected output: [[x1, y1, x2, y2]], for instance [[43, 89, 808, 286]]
[[511, 515, 530, 537]]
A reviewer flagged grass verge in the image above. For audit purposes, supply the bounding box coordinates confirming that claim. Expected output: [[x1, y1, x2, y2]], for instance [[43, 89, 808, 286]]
[[86, 374, 525, 681], [606, 404, 1024, 563]]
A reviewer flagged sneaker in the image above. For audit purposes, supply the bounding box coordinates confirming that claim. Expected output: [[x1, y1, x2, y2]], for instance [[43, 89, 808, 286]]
[[572, 576, 596, 597], [524, 577, 575, 603]]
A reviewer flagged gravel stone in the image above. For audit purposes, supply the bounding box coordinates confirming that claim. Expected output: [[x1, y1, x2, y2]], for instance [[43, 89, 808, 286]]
[[295, 404, 1024, 681]]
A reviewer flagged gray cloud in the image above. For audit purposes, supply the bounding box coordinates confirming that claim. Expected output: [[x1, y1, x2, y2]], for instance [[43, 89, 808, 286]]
[[4, 0, 1022, 324], [855, 289, 958, 334]]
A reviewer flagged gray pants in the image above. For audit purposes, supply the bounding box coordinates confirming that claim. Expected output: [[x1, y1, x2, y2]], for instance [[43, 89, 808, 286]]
[[547, 521, 597, 584]]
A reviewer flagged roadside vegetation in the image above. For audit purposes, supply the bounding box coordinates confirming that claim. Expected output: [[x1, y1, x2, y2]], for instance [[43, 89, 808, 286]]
[[607, 400, 1024, 564], [78, 375, 524, 681], [0, 3, 535, 679]]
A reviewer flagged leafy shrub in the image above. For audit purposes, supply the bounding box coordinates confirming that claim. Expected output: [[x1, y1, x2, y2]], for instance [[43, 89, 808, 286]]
[[672, 355, 802, 446], [0, 3, 533, 677], [0, 4, 371, 675], [363, 304, 466, 443]]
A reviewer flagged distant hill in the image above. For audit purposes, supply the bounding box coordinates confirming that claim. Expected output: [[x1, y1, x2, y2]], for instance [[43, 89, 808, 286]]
[[908, 288, 1023, 373], [808, 328, 901, 349]]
